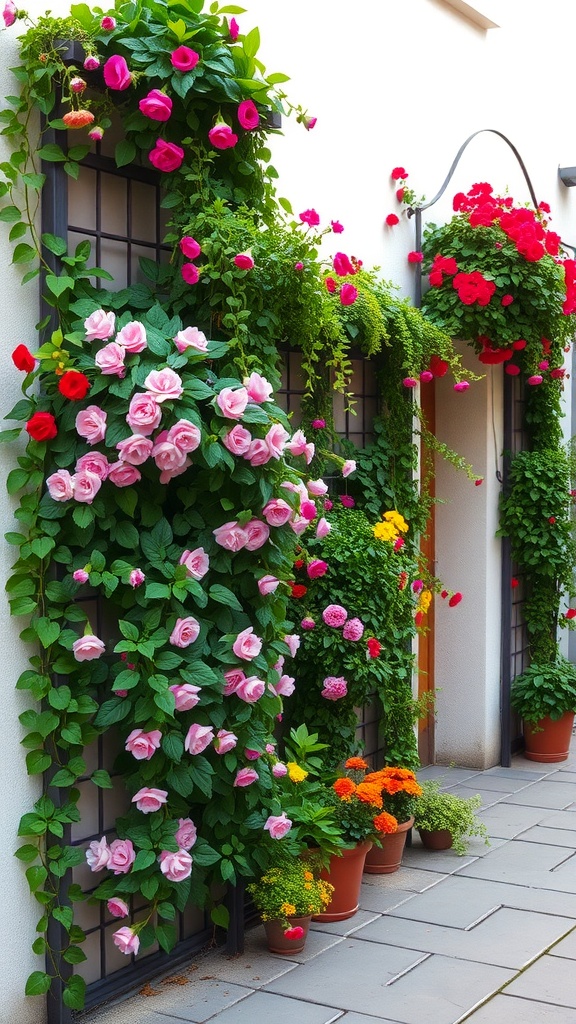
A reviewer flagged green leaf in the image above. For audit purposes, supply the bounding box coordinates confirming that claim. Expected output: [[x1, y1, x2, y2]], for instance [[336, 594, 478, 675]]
[[7, 468, 29, 493], [209, 584, 243, 611], [63, 944, 87, 964], [15, 843, 39, 863], [94, 699, 132, 728], [155, 921, 177, 953], [26, 865, 48, 891], [115, 522, 140, 548], [25, 971, 51, 996], [46, 274, 75, 297], [132, 849, 155, 872], [62, 974, 86, 1010], [36, 618, 61, 649], [72, 505, 95, 529], [26, 750, 52, 775], [41, 233, 67, 256], [37, 143, 67, 162], [91, 770, 114, 789], [115, 139, 137, 167], [211, 904, 230, 928], [0, 205, 22, 223]]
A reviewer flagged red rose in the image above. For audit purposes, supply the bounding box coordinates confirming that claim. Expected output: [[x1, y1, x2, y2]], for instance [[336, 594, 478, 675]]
[[385, 213, 399, 226], [448, 592, 463, 607], [12, 344, 36, 372], [391, 167, 408, 180], [511, 578, 519, 588], [58, 370, 91, 400], [366, 638, 381, 658], [291, 583, 307, 599], [26, 411, 57, 441], [407, 251, 423, 263], [565, 609, 576, 620], [429, 355, 449, 378]]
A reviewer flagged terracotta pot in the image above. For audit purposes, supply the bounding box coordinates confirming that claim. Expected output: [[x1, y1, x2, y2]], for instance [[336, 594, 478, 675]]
[[417, 827, 453, 851], [263, 915, 312, 954], [364, 817, 414, 874], [523, 711, 575, 763], [313, 840, 372, 922]]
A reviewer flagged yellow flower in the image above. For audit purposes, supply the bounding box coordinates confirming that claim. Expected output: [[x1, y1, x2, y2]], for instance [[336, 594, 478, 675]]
[[280, 902, 296, 916], [304, 870, 314, 881], [373, 521, 398, 542], [287, 761, 308, 783], [383, 509, 409, 533], [418, 589, 432, 613]]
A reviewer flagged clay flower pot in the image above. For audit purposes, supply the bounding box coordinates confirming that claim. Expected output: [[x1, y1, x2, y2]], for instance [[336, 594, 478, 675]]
[[364, 817, 414, 874], [313, 840, 372, 922], [523, 711, 575, 763], [417, 827, 453, 851], [263, 915, 312, 954]]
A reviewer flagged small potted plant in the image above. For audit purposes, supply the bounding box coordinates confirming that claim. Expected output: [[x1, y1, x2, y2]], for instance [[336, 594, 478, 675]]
[[510, 657, 576, 762], [356, 760, 423, 874], [413, 781, 489, 855], [247, 856, 334, 954]]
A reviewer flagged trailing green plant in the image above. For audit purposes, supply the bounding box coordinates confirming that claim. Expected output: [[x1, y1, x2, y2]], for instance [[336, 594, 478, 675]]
[[510, 657, 576, 724], [413, 780, 489, 856]]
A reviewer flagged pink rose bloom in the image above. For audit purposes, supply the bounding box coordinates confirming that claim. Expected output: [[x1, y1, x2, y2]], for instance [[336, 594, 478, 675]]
[[86, 836, 110, 871], [282, 479, 308, 502], [235, 676, 265, 703], [138, 89, 172, 122], [453, 381, 470, 392], [159, 458, 191, 486], [264, 812, 292, 839], [232, 626, 263, 661], [47, 469, 74, 502], [258, 574, 280, 595], [321, 675, 348, 700], [333, 251, 355, 277], [107, 462, 141, 487], [322, 604, 348, 627], [340, 495, 355, 508], [342, 459, 357, 477], [108, 838, 136, 875], [179, 237, 201, 260], [300, 499, 317, 521], [272, 762, 288, 778], [95, 341, 126, 377], [73, 569, 89, 584], [129, 568, 145, 588], [214, 728, 238, 754], [103, 55, 132, 90], [316, 517, 331, 539], [169, 683, 201, 711], [158, 849, 193, 882], [184, 723, 214, 755], [331, 220, 343, 233], [234, 251, 254, 270], [284, 634, 300, 657], [76, 452, 109, 479], [100, 16, 116, 29], [3, 0, 16, 27], [301, 617, 315, 630], [244, 518, 270, 551], [116, 434, 153, 465], [174, 325, 208, 353], [84, 56, 100, 71], [170, 616, 200, 648], [171, 45, 200, 71], [126, 393, 162, 435], [179, 547, 209, 580], [166, 419, 201, 453], [175, 817, 197, 850], [116, 321, 147, 352], [304, 442, 315, 464], [216, 386, 248, 419], [113, 927, 140, 956], [181, 263, 199, 285], [131, 787, 168, 813], [125, 729, 162, 761], [223, 424, 252, 455], [84, 309, 115, 340], [262, 498, 293, 526], [73, 634, 105, 661], [289, 515, 310, 536], [213, 521, 248, 551], [286, 429, 309, 457], [412, 580, 424, 594], [266, 423, 290, 459], [527, 375, 543, 387], [340, 283, 358, 306], [223, 668, 246, 695], [72, 469, 102, 503], [107, 898, 129, 918], [342, 617, 365, 641], [144, 367, 183, 403], [273, 656, 285, 674], [299, 209, 320, 227], [76, 405, 107, 444], [237, 99, 259, 131], [273, 674, 295, 697], [244, 371, 273, 403], [247, 438, 272, 466], [307, 559, 328, 579], [294, 261, 304, 271], [403, 377, 418, 389], [152, 436, 188, 475], [149, 139, 185, 172], [209, 122, 238, 150], [233, 767, 259, 787], [307, 478, 328, 496]]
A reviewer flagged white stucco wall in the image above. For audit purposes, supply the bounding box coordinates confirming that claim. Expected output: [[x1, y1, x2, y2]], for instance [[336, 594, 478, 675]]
[[2, 1, 576, 1015]]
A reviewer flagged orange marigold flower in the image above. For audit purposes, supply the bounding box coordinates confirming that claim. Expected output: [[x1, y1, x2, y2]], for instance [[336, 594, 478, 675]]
[[403, 780, 423, 797], [345, 756, 368, 771], [333, 777, 356, 799], [364, 770, 385, 785], [355, 782, 383, 807], [374, 811, 399, 834], [381, 778, 403, 795], [63, 109, 95, 128]]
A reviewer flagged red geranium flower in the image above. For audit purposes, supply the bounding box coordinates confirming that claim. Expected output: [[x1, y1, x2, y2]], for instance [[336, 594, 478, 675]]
[[408, 251, 423, 263], [58, 370, 91, 400], [26, 411, 57, 441], [511, 578, 519, 588], [565, 609, 576, 620], [385, 213, 399, 227], [366, 638, 381, 658], [391, 167, 408, 180], [448, 592, 463, 607], [291, 584, 307, 599], [12, 344, 35, 372]]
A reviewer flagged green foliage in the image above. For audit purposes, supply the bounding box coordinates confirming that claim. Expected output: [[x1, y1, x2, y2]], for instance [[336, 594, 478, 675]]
[[246, 855, 333, 925], [510, 658, 576, 723], [413, 781, 489, 855]]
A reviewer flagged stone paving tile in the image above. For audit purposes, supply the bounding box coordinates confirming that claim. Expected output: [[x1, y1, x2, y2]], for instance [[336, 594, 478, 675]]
[[263, 937, 428, 1015], [454, 774, 532, 794], [462, 994, 576, 1023], [457, 838, 572, 879], [541, 770, 576, 784], [516, 825, 576, 847], [177, 990, 345, 1024], [338, 1016, 404, 1024], [539, 809, 576, 830], [402, 839, 497, 874], [125, 979, 254, 1023], [501, 781, 576, 809], [353, 907, 573, 969], [548, 926, 576, 958], [180, 940, 301, 990], [504, 954, 576, 1007], [477, 802, 555, 838], [358, 884, 419, 914], [417, 766, 483, 785], [309, 909, 381, 937], [360, 865, 447, 891], [435, 785, 507, 809], [482, 767, 550, 780]]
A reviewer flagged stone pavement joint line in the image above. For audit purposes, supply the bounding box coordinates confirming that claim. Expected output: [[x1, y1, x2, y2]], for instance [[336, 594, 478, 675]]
[[80, 745, 576, 1024]]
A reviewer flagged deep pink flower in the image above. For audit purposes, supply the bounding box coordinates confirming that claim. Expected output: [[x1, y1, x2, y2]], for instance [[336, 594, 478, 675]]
[[307, 559, 328, 579], [331, 220, 344, 233], [299, 209, 320, 227], [391, 167, 408, 180], [171, 46, 200, 71], [103, 55, 132, 91], [229, 16, 239, 39], [448, 592, 463, 607], [385, 213, 400, 226], [322, 604, 347, 627], [321, 676, 348, 700], [403, 377, 418, 389], [501, 294, 514, 306], [408, 251, 423, 263], [208, 122, 238, 150], [340, 283, 358, 306], [453, 381, 470, 392], [238, 99, 259, 130], [342, 617, 364, 641], [149, 139, 184, 173], [139, 89, 172, 122], [3, 0, 17, 26], [234, 251, 254, 270], [100, 16, 116, 29], [181, 262, 200, 285]]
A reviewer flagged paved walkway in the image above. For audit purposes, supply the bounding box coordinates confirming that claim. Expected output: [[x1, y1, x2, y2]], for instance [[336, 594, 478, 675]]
[[83, 741, 576, 1024]]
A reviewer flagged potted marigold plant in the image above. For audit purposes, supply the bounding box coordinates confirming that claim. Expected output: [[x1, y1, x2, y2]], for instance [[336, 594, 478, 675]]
[[247, 856, 333, 954], [354, 759, 423, 874]]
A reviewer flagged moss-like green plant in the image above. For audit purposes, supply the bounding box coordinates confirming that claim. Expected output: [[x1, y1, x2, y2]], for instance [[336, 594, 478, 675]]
[[413, 780, 489, 855]]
